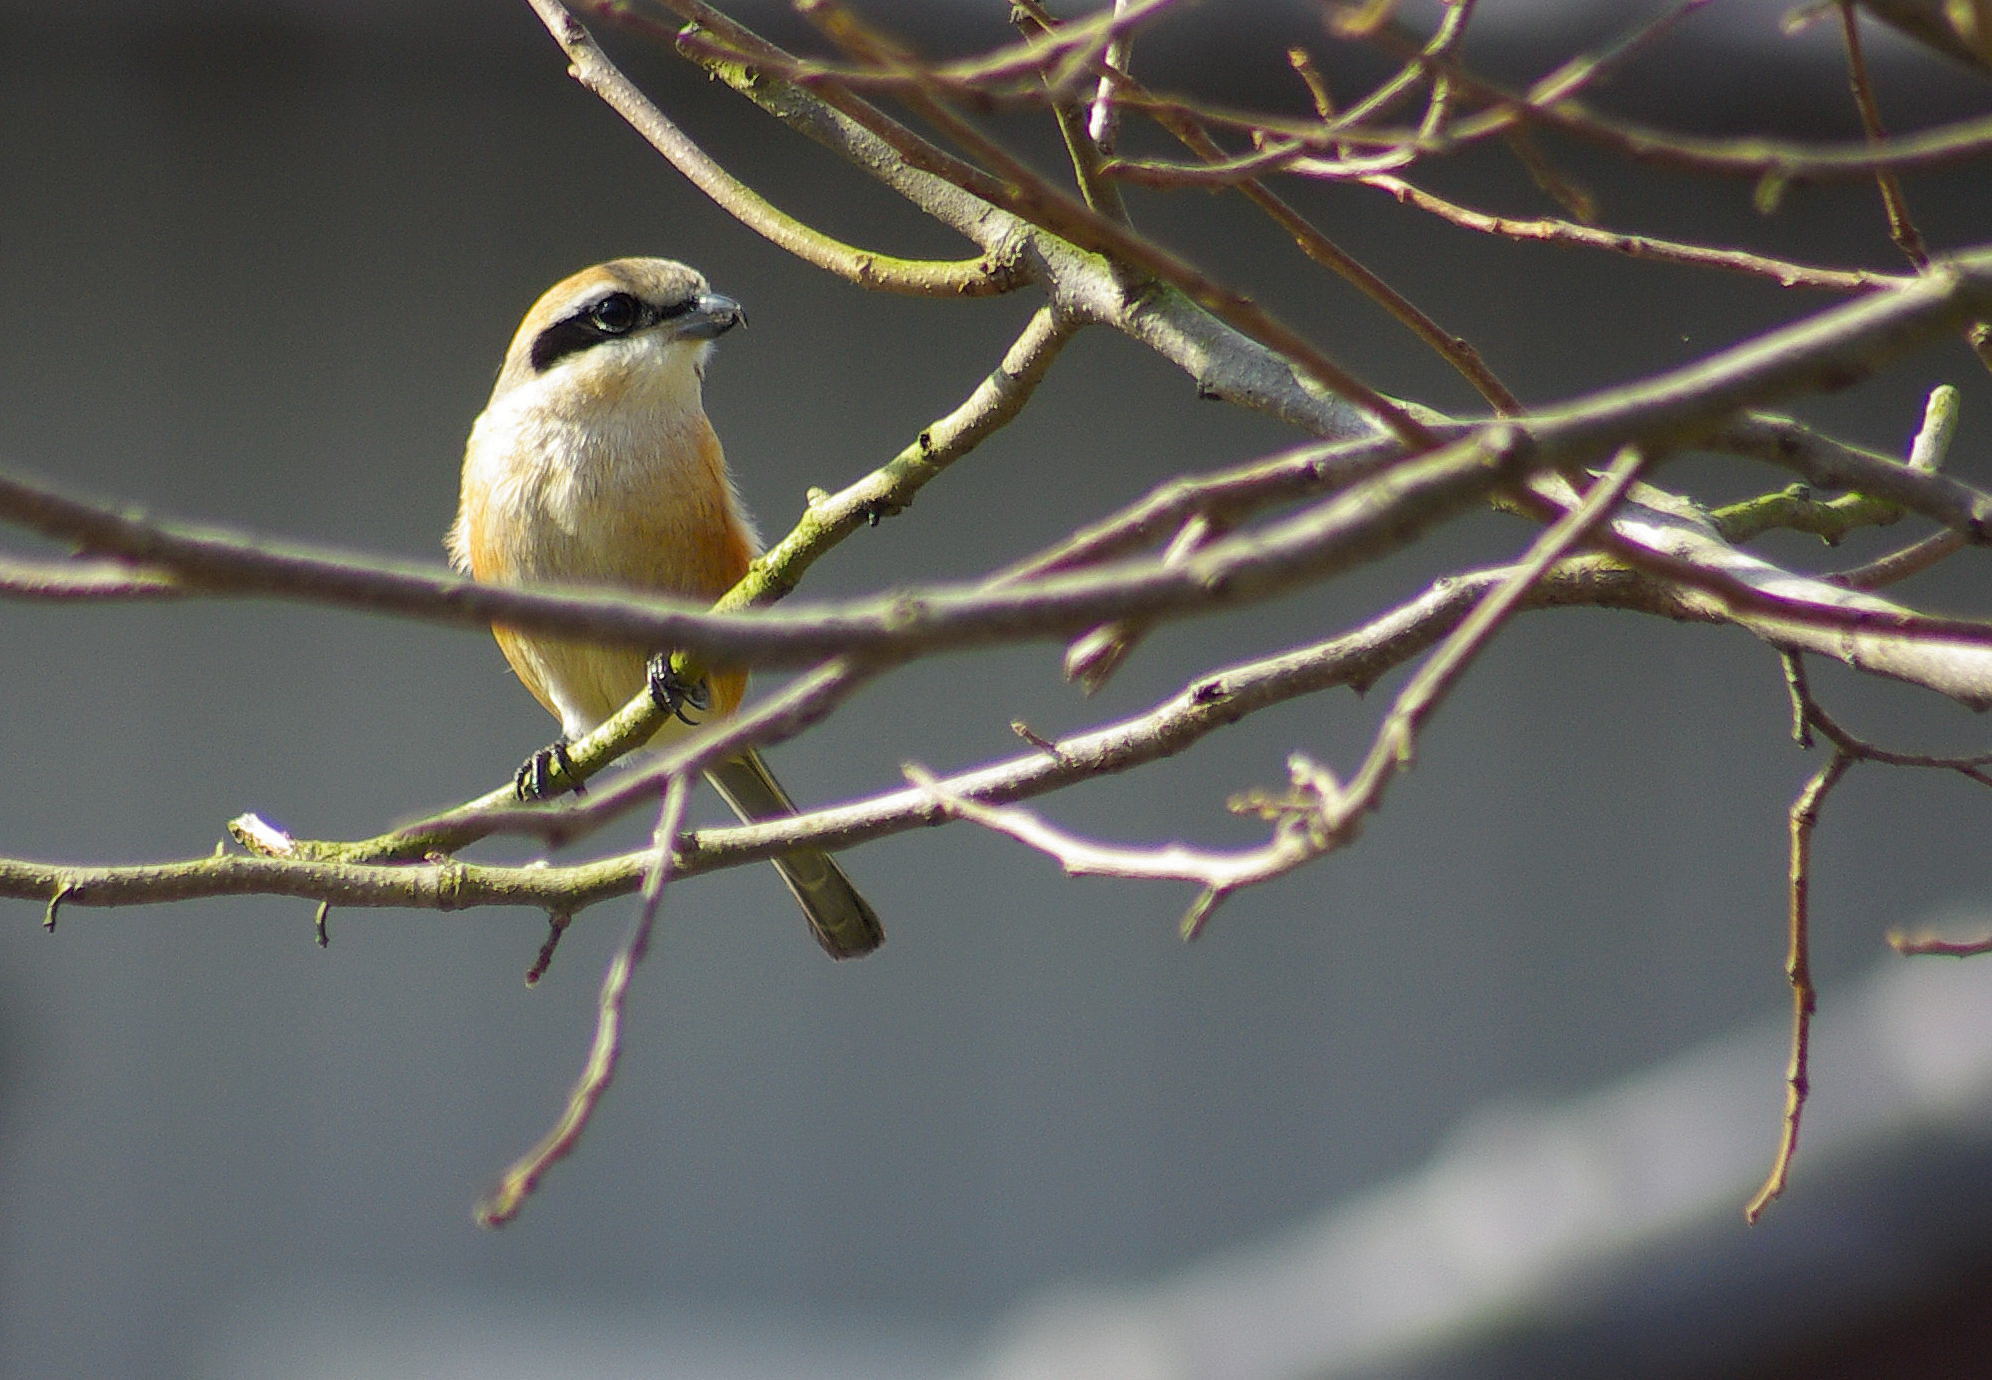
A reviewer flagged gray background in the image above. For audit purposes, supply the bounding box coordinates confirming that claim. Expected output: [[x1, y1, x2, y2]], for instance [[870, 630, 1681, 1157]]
[[1, 2, 1990, 1376]]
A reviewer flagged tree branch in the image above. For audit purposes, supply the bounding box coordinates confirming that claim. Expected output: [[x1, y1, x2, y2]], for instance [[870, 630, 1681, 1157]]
[[1357, 173, 1906, 293], [529, 0, 1026, 297], [909, 450, 1648, 931], [476, 773, 692, 1229]]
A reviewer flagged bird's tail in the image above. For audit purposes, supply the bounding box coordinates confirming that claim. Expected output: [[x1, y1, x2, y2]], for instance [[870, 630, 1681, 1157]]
[[705, 748, 885, 959]]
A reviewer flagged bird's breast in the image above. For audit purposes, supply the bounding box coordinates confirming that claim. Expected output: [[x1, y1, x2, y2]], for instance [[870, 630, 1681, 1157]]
[[458, 390, 754, 603]]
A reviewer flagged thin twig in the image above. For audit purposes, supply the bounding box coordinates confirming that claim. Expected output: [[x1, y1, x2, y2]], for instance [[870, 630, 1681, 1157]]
[[1790, 655, 1992, 780], [693, 0, 1442, 447], [1014, 4, 1127, 223], [1108, 0, 1703, 184], [1063, 513, 1217, 692], [1358, 174, 1905, 293], [1836, 1, 1992, 381], [1745, 745, 1849, 1223], [911, 451, 1648, 925], [0, 552, 1711, 916], [1329, 451, 1648, 823], [1891, 929, 1992, 957], [528, 0, 1022, 297], [1049, 24, 1523, 413], [659, 0, 1188, 94], [1838, 1, 1932, 270], [1411, 12, 1469, 145], [1827, 385, 1968, 588], [998, 429, 1414, 581], [525, 911, 572, 986], [1750, 647, 1992, 1214], [1078, 34, 1992, 189], [1085, 0, 1135, 153], [1286, 5, 1992, 183], [476, 772, 691, 1228], [1828, 529, 1967, 589]]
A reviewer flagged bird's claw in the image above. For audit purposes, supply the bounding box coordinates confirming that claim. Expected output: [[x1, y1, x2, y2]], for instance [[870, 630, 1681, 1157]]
[[515, 737, 586, 800], [646, 654, 712, 725]]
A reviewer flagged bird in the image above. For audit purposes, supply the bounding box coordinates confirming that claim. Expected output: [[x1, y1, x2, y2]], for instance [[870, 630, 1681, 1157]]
[[449, 257, 883, 959]]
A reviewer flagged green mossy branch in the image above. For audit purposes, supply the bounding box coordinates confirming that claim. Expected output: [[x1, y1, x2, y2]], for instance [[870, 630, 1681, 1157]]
[[1711, 482, 1905, 545]]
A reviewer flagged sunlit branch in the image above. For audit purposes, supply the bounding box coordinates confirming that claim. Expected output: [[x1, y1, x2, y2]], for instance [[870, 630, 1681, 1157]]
[[1359, 173, 1906, 293], [533, 0, 1022, 297]]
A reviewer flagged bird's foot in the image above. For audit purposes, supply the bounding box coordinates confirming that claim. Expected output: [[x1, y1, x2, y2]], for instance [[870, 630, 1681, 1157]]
[[646, 654, 712, 725], [515, 736, 587, 800]]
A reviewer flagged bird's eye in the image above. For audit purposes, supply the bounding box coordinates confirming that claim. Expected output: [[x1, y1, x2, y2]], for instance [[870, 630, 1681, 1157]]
[[587, 292, 642, 334]]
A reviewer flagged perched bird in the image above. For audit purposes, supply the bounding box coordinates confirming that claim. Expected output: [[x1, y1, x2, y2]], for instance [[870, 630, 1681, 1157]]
[[449, 258, 883, 959]]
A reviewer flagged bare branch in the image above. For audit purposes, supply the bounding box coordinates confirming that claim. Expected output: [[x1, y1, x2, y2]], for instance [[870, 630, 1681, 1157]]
[[0, 552, 1712, 917], [0, 841, 646, 916], [1821, 386, 1967, 587], [1109, 0, 1702, 185], [1294, 24, 1992, 183], [1580, 494, 1992, 707], [664, 0, 1189, 95], [0, 554, 180, 600], [1709, 482, 1905, 546], [476, 772, 692, 1229], [3, 247, 1988, 682], [393, 657, 879, 863], [1709, 405, 1987, 535], [1037, 20, 1522, 413], [1908, 382, 1963, 473], [1084, 0, 1136, 153], [1745, 744, 1848, 1223], [673, 0, 1436, 445], [1358, 174, 1907, 293], [906, 760, 1318, 893], [913, 454, 1648, 926], [1838, 0, 1933, 270], [1010, 3, 1128, 223], [1892, 928, 1992, 957], [1747, 647, 1992, 1218], [1829, 529, 1968, 590], [1479, 92, 1992, 185], [526, 0, 1023, 298]]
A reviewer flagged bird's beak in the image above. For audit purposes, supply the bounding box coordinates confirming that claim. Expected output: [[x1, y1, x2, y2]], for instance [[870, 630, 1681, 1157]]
[[676, 292, 746, 341]]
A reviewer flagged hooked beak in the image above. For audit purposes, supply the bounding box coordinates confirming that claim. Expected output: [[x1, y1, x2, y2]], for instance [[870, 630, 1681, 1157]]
[[675, 292, 745, 341]]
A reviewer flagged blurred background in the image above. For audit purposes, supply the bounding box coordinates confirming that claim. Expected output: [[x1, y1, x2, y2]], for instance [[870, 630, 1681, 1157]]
[[2, 1, 1991, 1376]]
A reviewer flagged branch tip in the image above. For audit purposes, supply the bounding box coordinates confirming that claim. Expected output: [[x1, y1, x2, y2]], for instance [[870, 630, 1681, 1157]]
[[526, 911, 573, 986], [1180, 887, 1223, 941]]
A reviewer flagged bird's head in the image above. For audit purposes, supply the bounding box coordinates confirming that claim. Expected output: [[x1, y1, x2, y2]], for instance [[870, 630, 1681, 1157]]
[[491, 257, 745, 411]]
